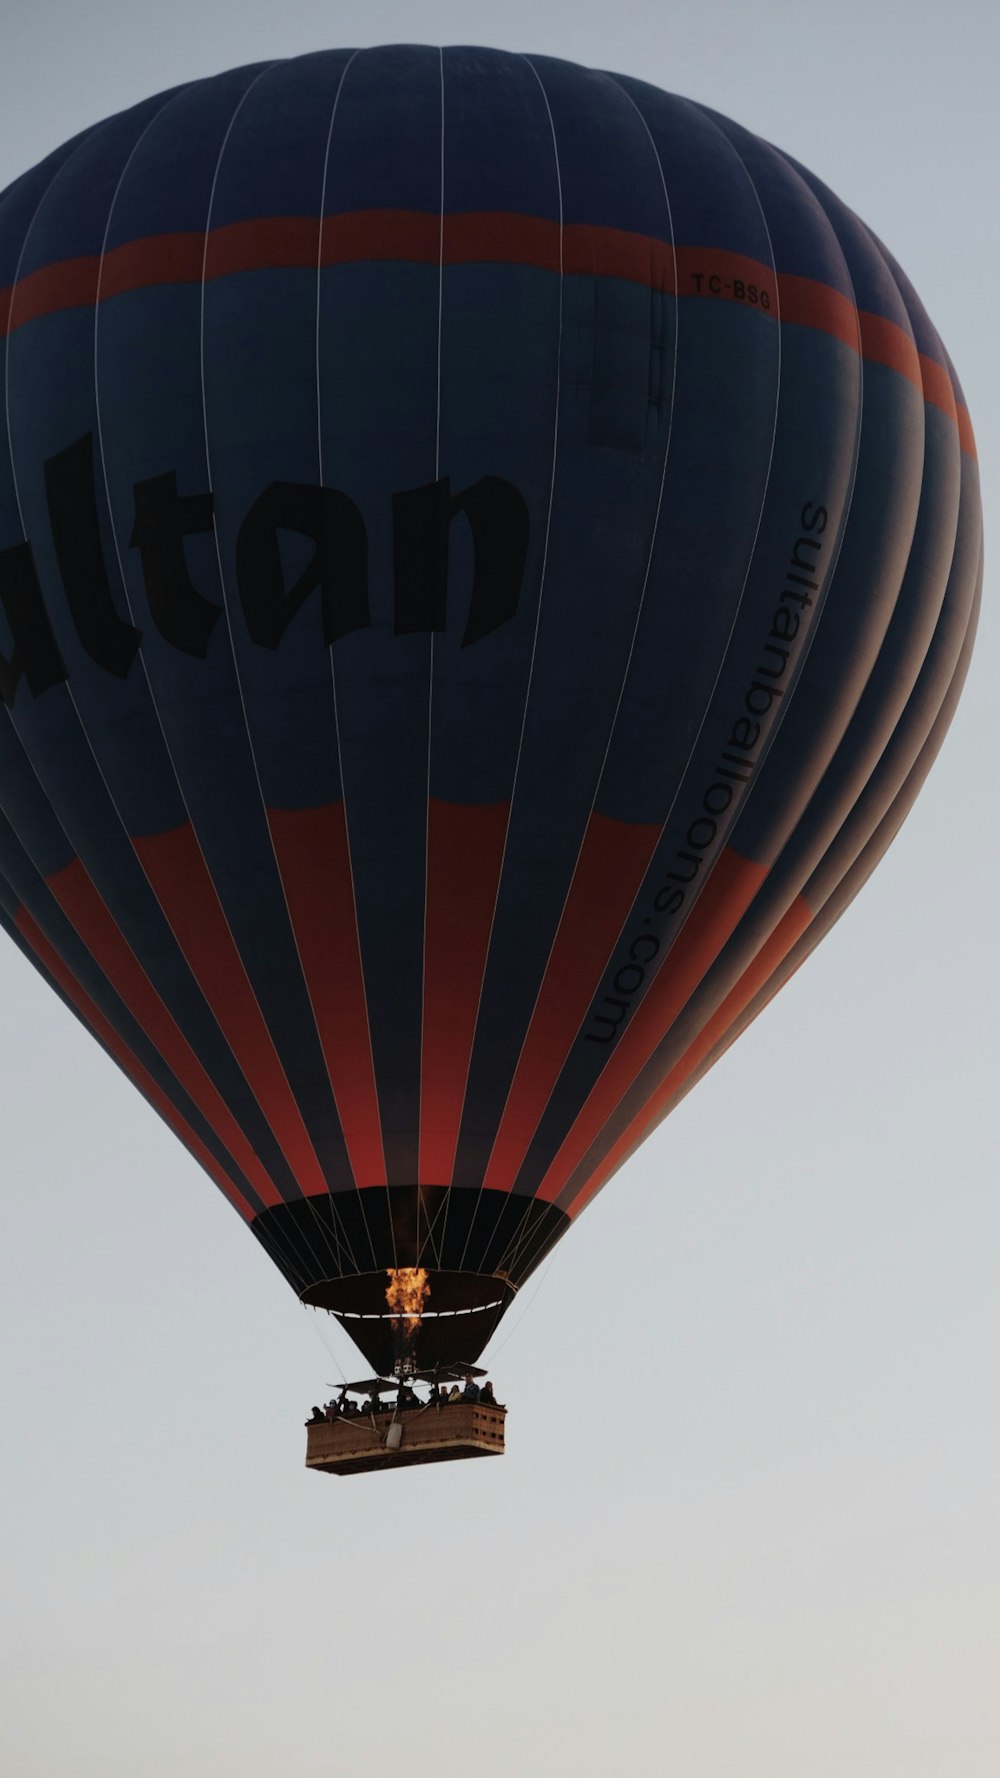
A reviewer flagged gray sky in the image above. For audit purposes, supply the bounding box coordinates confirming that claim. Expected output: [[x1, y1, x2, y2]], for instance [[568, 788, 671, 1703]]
[[1, 3, 997, 1775]]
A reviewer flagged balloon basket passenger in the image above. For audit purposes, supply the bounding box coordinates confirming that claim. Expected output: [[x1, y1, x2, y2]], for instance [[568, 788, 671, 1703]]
[[304, 1367, 505, 1477]]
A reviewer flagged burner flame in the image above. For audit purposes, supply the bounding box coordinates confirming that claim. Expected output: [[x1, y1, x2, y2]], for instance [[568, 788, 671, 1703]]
[[385, 1267, 430, 1339]]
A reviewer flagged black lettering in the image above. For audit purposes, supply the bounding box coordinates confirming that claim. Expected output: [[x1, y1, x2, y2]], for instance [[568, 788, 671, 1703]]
[[654, 885, 685, 915], [628, 934, 659, 964], [790, 534, 822, 575], [781, 585, 814, 610], [44, 434, 141, 677], [703, 781, 733, 815], [130, 472, 219, 656], [0, 542, 67, 706], [728, 717, 761, 752], [733, 278, 745, 299], [756, 641, 789, 682], [770, 606, 800, 643], [668, 849, 702, 885], [800, 501, 827, 534], [236, 481, 369, 650], [586, 995, 629, 1046], [614, 963, 644, 996], [393, 474, 529, 644], [708, 274, 722, 294], [691, 272, 704, 293], [746, 679, 783, 717], [686, 816, 717, 850]]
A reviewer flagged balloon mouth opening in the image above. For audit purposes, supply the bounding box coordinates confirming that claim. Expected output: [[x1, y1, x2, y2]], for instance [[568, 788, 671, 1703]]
[[302, 1270, 515, 1373], [300, 1268, 510, 1318]]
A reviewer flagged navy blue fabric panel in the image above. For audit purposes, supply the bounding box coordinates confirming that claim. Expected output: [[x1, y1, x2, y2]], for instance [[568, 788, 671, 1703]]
[[202, 268, 339, 810], [694, 106, 856, 298], [0, 815, 268, 1217], [0, 145, 315, 1201], [944, 349, 970, 415], [199, 40, 343, 818], [558, 397, 960, 1207], [429, 258, 561, 802], [98, 156, 353, 1191], [865, 232, 949, 369], [0, 706, 74, 877], [0, 677, 304, 1203], [589, 93, 780, 826], [16, 89, 193, 275], [316, 273, 437, 1186], [450, 91, 677, 1189], [441, 47, 562, 218], [102, 67, 272, 248], [594, 303, 779, 826], [730, 352, 923, 862], [324, 45, 443, 216], [427, 54, 558, 803], [671, 569, 980, 1146], [502, 162, 860, 1194], [765, 402, 959, 867], [0, 128, 107, 285], [805, 446, 981, 911], [318, 57, 443, 1183], [529, 56, 671, 236], [609, 78, 777, 258], [207, 52, 355, 227], [515, 315, 863, 1199], [7, 303, 185, 834], [784, 159, 912, 328]]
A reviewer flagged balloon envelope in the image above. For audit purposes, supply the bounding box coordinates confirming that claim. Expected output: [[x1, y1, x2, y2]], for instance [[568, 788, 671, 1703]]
[[0, 49, 981, 1373]]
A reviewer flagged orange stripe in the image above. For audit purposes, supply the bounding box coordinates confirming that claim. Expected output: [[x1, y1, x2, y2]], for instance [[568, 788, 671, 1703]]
[[535, 846, 768, 1205], [857, 309, 921, 387], [44, 857, 283, 1207], [267, 803, 386, 1188], [565, 894, 813, 1219], [420, 799, 509, 1185], [0, 211, 975, 454], [7, 254, 99, 329], [482, 810, 659, 1195], [15, 905, 256, 1220], [779, 271, 860, 352], [673, 244, 774, 307], [133, 824, 330, 1197], [100, 230, 204, 298]]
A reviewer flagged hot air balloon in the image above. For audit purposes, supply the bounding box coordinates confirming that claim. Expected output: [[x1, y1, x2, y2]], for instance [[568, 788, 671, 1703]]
[[0, 49, 981, 1463]]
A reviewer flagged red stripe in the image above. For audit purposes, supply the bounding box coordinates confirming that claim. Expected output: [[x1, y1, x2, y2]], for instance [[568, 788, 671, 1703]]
[[955, 404, 976, 459], [419, 799, 509, 1185], [15, 905, 255, 1220], [536, 846, 768, 1204], [101, 231, 204, 298], [209, 214, 320, 278], [779, 271, 860, 352], [674, 244, 775, 308], [267, 803, 386, 1187], [858, 309, 920, 386], [482, 811, 659, 1194], [44, 858, 283, 1207], [133, 824, 329, 1197], [0, 211, 974, 455], [6, 254, 100, 330], [565, 894, 814, 1219]]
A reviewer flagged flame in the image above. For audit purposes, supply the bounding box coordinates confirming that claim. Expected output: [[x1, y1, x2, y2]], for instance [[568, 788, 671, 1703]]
[[385, 1267, 430, 1336]]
